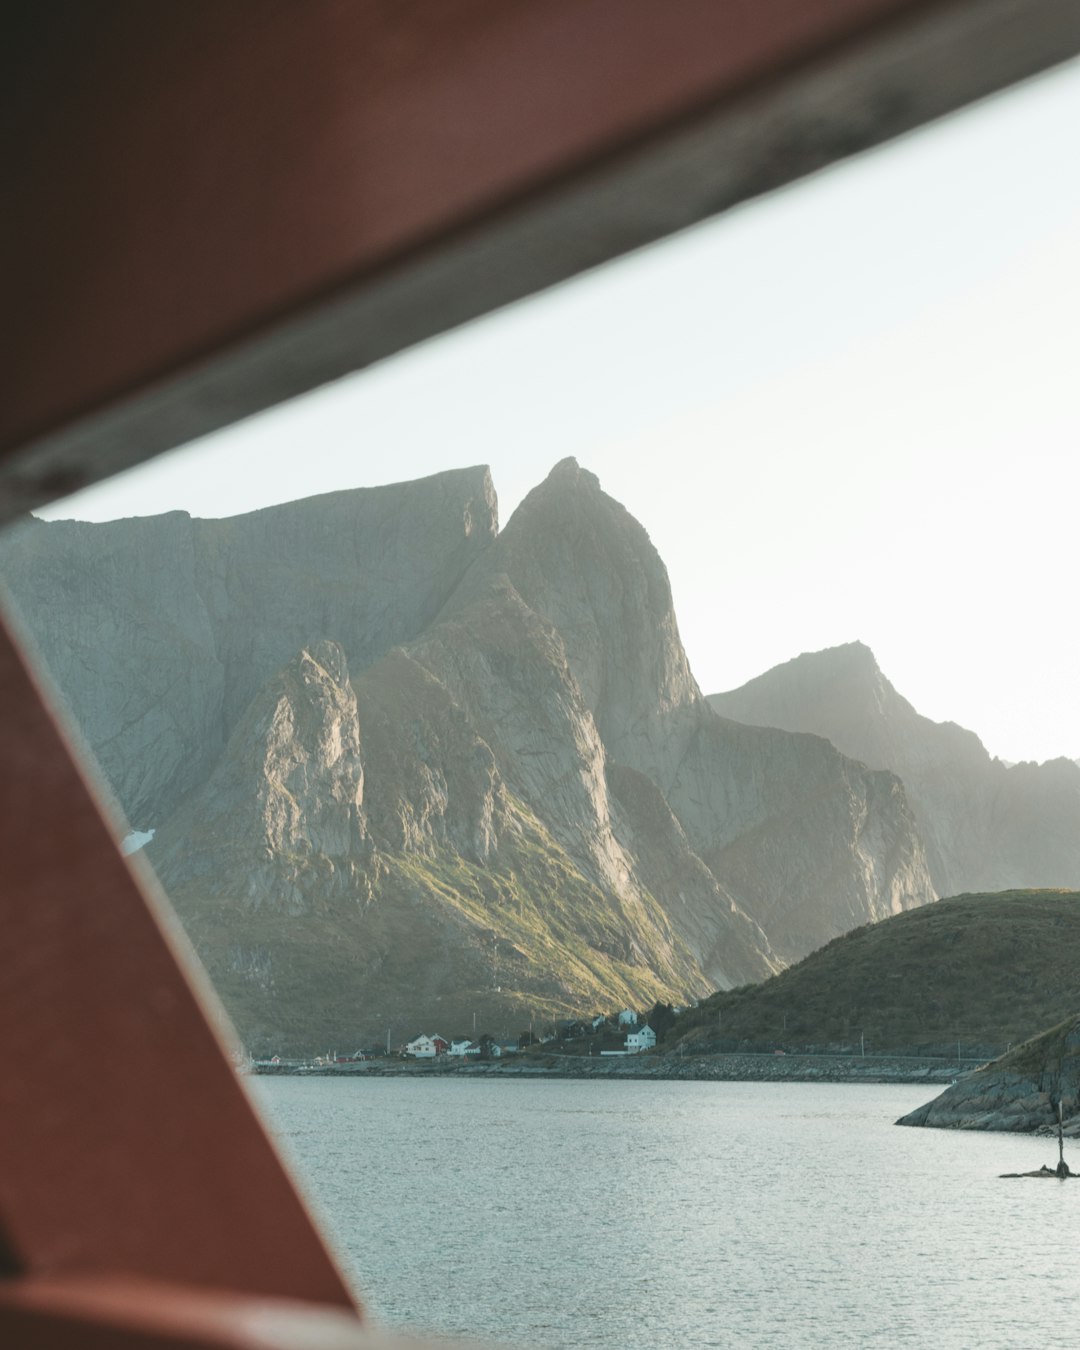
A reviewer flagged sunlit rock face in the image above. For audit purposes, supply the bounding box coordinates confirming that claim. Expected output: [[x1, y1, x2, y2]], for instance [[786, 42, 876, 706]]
[[709, 642, 1080, 895], [444, 459, 934, 965], [151, 641, 368, 914], [0, 461, 937, 1048]]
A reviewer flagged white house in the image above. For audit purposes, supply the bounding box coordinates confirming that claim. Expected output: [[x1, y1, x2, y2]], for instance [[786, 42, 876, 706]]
[[617, 1008, 639, 1027], [447, 1040, 481, 1057], [625, 1023, 656, 1053], [404, 1034, 448, 1058]]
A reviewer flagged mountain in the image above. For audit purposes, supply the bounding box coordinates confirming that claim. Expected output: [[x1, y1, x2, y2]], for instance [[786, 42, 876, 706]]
[[897, 1012, 1080, 1133], [439, 462, 932, 965], [709, 642, 1080, 896], [0, 468, 497, 825], [673, 889, 1080, 1057], [1, 463, 935, 1050]]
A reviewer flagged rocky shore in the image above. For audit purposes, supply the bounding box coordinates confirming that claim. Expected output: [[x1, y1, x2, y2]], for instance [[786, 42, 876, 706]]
[[897, 1068, 1074, 1133], [258, 1051, 968, 1086], [897, 1014, 1080, 1133]]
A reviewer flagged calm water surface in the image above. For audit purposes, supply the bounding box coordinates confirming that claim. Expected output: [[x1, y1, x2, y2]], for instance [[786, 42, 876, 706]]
[[254, 1077, 1080, 1348]]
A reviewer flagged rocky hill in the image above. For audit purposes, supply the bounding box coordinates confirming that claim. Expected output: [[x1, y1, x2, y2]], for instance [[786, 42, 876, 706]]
[[1, 462, 935, 1050], [673, 889, 1080, 1057], [897, 1013, 1080, 1133], [709, 642, 1080, 896]]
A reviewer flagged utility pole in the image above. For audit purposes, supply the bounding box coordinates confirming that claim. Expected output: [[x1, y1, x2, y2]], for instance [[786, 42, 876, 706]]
[[1057, 1099, 1069, 1178], [860, 1030, 865, 1058]]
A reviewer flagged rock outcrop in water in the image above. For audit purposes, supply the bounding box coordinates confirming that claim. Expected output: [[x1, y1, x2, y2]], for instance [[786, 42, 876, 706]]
[[897, 1015, 1080, 1133], [709, 642, 1080, 897], [1, 462, 936, 1049]]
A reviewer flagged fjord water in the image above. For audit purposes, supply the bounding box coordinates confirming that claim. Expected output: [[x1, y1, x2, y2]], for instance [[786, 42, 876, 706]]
[[255, 1078, 1079, 1348]]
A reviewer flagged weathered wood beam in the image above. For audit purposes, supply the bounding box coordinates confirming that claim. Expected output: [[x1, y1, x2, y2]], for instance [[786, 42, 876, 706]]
[[0, 1276, 478, 1349], [0, 611, 355, 1308], [3, 0, 1078, 520]]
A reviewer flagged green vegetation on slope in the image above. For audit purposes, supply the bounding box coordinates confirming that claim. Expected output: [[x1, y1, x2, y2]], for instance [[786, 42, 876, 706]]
[[167, 793, 705, 1056], [991, 1012, 1080, 1080], [674, 890, 1080, 1057], [379, 799, 705, 1010]]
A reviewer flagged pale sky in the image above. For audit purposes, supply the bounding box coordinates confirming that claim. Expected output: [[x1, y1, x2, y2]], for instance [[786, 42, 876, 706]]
[[38, 58, 1080, 765]]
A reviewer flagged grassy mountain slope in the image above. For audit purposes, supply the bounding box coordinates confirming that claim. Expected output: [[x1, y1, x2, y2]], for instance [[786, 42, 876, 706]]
[[166, 795, 702, 1056], [674, 890, 1080, 1056]]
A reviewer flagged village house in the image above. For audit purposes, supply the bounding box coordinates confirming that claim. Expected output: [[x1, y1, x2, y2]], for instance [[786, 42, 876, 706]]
[[617, 1008, 639, 1027], [404, 1034, 449, 1058], [447, 1039, 481, 1057], [624, 1023, 657, 1054]]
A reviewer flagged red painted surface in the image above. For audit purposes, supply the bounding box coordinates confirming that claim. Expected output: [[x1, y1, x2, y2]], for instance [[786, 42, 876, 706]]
[[3, 4, 1080, 1343], [0, 611, 355, 1309], [0, 1273, 479, 1348], [3, 0, 927, 452]]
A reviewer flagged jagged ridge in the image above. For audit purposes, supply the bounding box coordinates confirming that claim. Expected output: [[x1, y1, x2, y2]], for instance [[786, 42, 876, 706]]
[[4, 462, 937, 1049], [709, 642, 1080, 895]]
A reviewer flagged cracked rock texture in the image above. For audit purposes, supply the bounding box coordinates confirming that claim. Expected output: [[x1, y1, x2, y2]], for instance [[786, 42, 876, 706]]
[[898, 1015, 1080, 1133]]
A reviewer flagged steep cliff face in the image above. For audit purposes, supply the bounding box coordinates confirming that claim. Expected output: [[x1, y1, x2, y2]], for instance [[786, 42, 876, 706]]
[[4, 461, 939, 1047], [670, 717, 932, 962], [388, 571, 776, 991], [0, 512, 224, 825], [709, 642, 1080, 895], [446, 458, 700, 789], [191, 469, 498, 734], [154, 631, 712, 1051], [151, 641, 368, 914], [447, 461, 935, 963], [0, 468, 496, 824]]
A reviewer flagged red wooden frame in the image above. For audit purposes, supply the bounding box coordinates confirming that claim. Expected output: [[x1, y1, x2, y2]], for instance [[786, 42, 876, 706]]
[[2, 3, 1078, 1344]]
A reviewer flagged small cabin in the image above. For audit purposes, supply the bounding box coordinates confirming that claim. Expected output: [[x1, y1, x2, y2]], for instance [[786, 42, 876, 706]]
[[625, 1024, 656, 1053]]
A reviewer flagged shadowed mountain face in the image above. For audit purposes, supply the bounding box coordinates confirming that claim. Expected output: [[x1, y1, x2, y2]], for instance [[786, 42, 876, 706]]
[[0, 468, 497, 824], [709, 642, 1080, 896], [1, 463, 935, 1050]]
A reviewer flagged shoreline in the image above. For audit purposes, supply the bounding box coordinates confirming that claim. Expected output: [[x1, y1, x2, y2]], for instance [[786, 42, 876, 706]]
[[254, 1051, 974, 1086]]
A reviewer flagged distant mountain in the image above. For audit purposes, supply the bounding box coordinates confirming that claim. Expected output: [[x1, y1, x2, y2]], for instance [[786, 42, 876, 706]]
[[0, 464, 934, 1050], [674, 889, 1080, 1058], [709, 642, 1080, 895]]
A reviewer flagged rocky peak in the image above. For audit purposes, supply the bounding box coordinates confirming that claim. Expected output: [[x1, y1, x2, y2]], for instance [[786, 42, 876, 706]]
[[710, 642, 1080, 897], [709, 641, 988, 772], [545, 455, 601, 492], [445, 459, 701, 789]]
